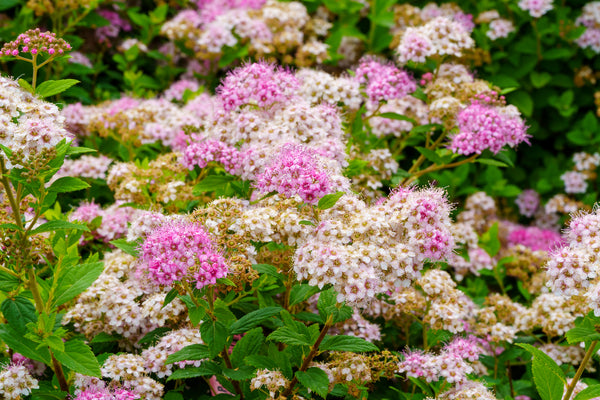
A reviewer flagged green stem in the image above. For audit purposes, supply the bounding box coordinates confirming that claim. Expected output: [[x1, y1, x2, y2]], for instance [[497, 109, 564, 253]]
[[531, 20, 543, 62], [31, 54, 38, 92], [0, 159, 23, 231], [221, 348, 244, 399], [399, 129, 448, 186], [50, 351, 69, 392], [403, 154, 477, 186], [563, 341, 598, 400]]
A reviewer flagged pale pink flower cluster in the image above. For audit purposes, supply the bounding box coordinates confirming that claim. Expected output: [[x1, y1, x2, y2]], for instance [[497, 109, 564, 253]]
[[518, 0, 554, 18], [0, 76, 72, 169], [217, 61, 299, 112], [141, 328, 204, 378], [96, 9, 132, 45], [561, 171, 588, 193], [69, 202, 136, 243], [573, 152, 600, 171], [515, 189, 540, 217], [0, 364, 39, 400], [139, 220, 228, 289], [396, 17, 475, 64], [576, 2, 600, 52], [546, 209, 600, 312], [56, 155, 113, 180], [487, 19, 515, 40], [449, 101, 529, 155], [181, 139, 242, 174], [251, 369, 288, 399], [354, 57, 416, 103], [254, 143, 333, 204], [294, 187, 455, 305], [162, 79, 200, 102], [398, 336, 483, 385]]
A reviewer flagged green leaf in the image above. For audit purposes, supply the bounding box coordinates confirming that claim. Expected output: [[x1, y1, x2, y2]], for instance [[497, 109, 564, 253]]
[[230, 307, 282, 335], [289, 284, 319, 307], [317, 288, 338, 322], [178, 295, 206, 326], [222, 365, 255, 381], [193, 175, 234, 194], [378, 112, 416, 124], [30, 220, 89, 235], [201, 320, 229, 358], [66, 146, 96, 156], [574, 384, 600, 400], [252, 264, 283, 280], [0, 325, 51, 364], [478, 222, 500, 257], [48, 177, 90, 193], [231, 327, 264, 367], [53, 340, 101, 377], [507, 91, 533, 117], [517, 343, 565, 400], [91, 332, 122, 344], [0, 271, 20, 292], [1, 296, 37, 335], [52, 261, 104, 308], [476, 159, 508, 167], [167, 361, 222, 381], [317, 192, 345, 210], [109, 239, 140, 257], [296, 367, 330, 398], [267, 327, 312, 346], [245, 354, 279, 370], [416, 147, 444, 165], [45, 335, 65, 352], [163, 288, 179, 308], [35, 79, 80, 98], [166, 344, 210, 364], [319, 335, 378, 352], [566, 313, 600, 344], [530, 71, 552, 89], [18, 78, 33, 93]]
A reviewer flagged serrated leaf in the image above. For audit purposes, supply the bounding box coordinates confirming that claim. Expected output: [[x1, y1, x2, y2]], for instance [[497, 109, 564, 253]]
[[166, 362, 221, 381], [574, 384, 600, 400], [52, 261, 104, 308], [166, 344, 210, 364], [1, 296, 37, 335], [0, 325, 51, 365], [45, 335, 65, 352], [54, 340, 101, 377], [231, 327, 264, 367], [201, 320, 229, 358], [319, 335, 378, 352], [217, 277, 237, 287], [30, 220, 89, 235], [289, 284, 319, 307], [245, 354, 279, 370], [296, 368, 330, 398], [317, 288, 338, 322], [299, 220, 316, 226], [478, 222, 500, 257], [222, 365, 255, 381], [35, 79, 80, 98], [91, 332, 121, 344], [109, 239, 140, 257], [48, 177, 90, 193], [230, 307, 282, 335], [267, 327, 312, 346], [317, 191, 344, 210], [0, 271, 20, 292], [517, 343, 565, 400]]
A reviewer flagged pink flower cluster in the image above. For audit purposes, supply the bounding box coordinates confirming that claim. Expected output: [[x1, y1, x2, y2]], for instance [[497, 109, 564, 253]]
[[398, 336, 482, 384], [217, 61, 299, 112], [0, 28, 71, 57], [75, 388, 140, 400], [449, 101, 529, 155], [181, 140, 242, 174], [96, 10, 132, 45], [254, 144, 333, 204], [518, 0, 554, 18], [515, 189, 540, 217], [507, 226, 564, 251], [354, 57, 416, 103], [139, 221, 228, 289]]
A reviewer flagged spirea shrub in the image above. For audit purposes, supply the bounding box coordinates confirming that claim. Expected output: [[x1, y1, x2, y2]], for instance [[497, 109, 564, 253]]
[[2, 1, 600, 400]]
